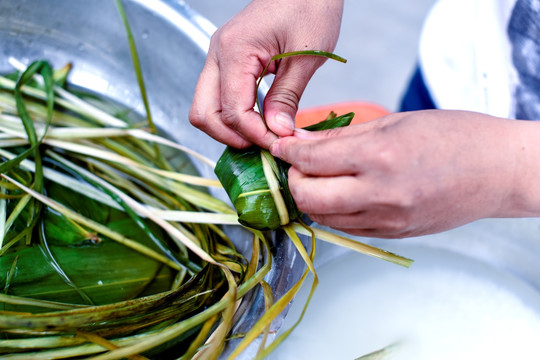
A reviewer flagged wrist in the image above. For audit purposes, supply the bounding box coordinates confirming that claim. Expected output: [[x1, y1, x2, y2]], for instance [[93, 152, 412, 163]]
[[498, 119, 540, 217]]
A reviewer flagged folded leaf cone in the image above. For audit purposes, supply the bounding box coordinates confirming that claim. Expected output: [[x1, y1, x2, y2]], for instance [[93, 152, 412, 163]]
[[215, 112, 355, 230]]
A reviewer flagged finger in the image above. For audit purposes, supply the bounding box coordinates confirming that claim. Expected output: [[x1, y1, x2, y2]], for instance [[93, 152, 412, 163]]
[[220, 55, 278, 149], [309, 212, 366, 228], [263, 56, 326, 137], [309, 206, 417, 238], [288, 166, 365, 214], [190, 59, 253, 149], [270, 128, 364, 176], [329, 227, 400, 239], [310, 213, 409, 239]]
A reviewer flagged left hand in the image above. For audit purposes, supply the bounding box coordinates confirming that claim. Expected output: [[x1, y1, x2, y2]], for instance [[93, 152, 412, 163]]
[[189, 0, 344, 149], [270, 109, 540, 238]]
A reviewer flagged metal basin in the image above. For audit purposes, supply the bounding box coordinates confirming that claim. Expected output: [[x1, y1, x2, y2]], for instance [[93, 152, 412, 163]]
[[270, 217, 540, 358], [0, 0, 302, 357]]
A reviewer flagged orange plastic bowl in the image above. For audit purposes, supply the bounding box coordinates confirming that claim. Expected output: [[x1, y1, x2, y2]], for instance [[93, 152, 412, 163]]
[[295, 101, 389, 128]]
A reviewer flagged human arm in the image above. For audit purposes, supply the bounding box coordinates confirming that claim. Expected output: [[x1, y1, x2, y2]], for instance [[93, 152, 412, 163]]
[[269, 110, 540, 238], [189, 0, 344, 149]]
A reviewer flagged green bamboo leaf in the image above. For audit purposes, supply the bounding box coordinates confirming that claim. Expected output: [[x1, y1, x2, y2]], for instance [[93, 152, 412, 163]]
[[52, 63, 71, 87], [255, 280, 274, 356], [38, 223, 95, 306], [0, 242, 172, 308], [3, 255, 18, 294], [2, 173, 186, 271], [291, 223, 414, 268], [0, 186, 6, 247], [355, 342, 403, 360], [215, 147, 292, 230], [114, 0, 154, 134], [51, 153, 191, 272], [255, 50, 347, 120], [0, 61, 54, 174], [228, 224, 317, 359], [302, 111, 354, 131]]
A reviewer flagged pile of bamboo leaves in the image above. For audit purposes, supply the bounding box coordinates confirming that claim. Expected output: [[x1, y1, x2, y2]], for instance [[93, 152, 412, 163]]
[[0, 3, 413, 359], [0, 57, 251, 358]]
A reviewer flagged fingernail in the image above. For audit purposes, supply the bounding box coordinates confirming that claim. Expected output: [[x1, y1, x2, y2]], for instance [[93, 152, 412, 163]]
[[269, 139, 280, 157], [273, 112, 294, 134]]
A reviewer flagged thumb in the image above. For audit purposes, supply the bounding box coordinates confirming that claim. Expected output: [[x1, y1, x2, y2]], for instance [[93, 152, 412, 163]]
[[263, 56, 324, 137]]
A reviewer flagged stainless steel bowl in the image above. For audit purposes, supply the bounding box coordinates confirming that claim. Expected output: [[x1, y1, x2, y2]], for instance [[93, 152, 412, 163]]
[[0, 0, 303, 357]]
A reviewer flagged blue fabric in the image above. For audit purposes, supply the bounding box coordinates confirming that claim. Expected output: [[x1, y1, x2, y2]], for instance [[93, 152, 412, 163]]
[[399, 66, 437, 112], [508, 0, 540, 120]]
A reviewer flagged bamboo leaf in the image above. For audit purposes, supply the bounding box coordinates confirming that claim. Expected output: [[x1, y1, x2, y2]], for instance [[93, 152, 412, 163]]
[[227, 225, 317, 359], [0, 186, 6, 247], [255, 50, 347, 120], [1, 174, 185, 271], [52, 152, 191, 273], [260, 150, 289, 225], [0, 61, 54, 175], [114, 0, 155, 134], [291, 223, 414, 268]]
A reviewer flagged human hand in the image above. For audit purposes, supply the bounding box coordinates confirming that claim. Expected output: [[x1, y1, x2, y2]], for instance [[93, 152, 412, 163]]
[[270, 110, 540, 238], [189, 0, 344, 149]]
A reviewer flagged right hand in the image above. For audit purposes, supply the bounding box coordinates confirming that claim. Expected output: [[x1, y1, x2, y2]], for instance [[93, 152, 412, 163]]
[[189, 0, 344, 149], [270, 110, 540, 238]]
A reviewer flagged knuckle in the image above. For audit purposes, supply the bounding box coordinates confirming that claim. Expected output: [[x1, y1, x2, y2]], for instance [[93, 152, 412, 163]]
[[383, 216, 410, 233], [393, 191, 416, 210], [188, 109, 205, 128], [214, 29, 235, 48], [374, 202, 417, 236], [368, 192, 418, 235], [189, 106, 222, 133], [220, 106, 240, 128], [377, 189, 416, 215], [290, 143, 317, 173], [289, 184, 312, 213], [305, 126, 348, 141], [209, 28, 229, 50], [265, 88, 301, 112], [294, 196, 313, 214], [324, 126, 346, 138], [376, 147, 399, 170]]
